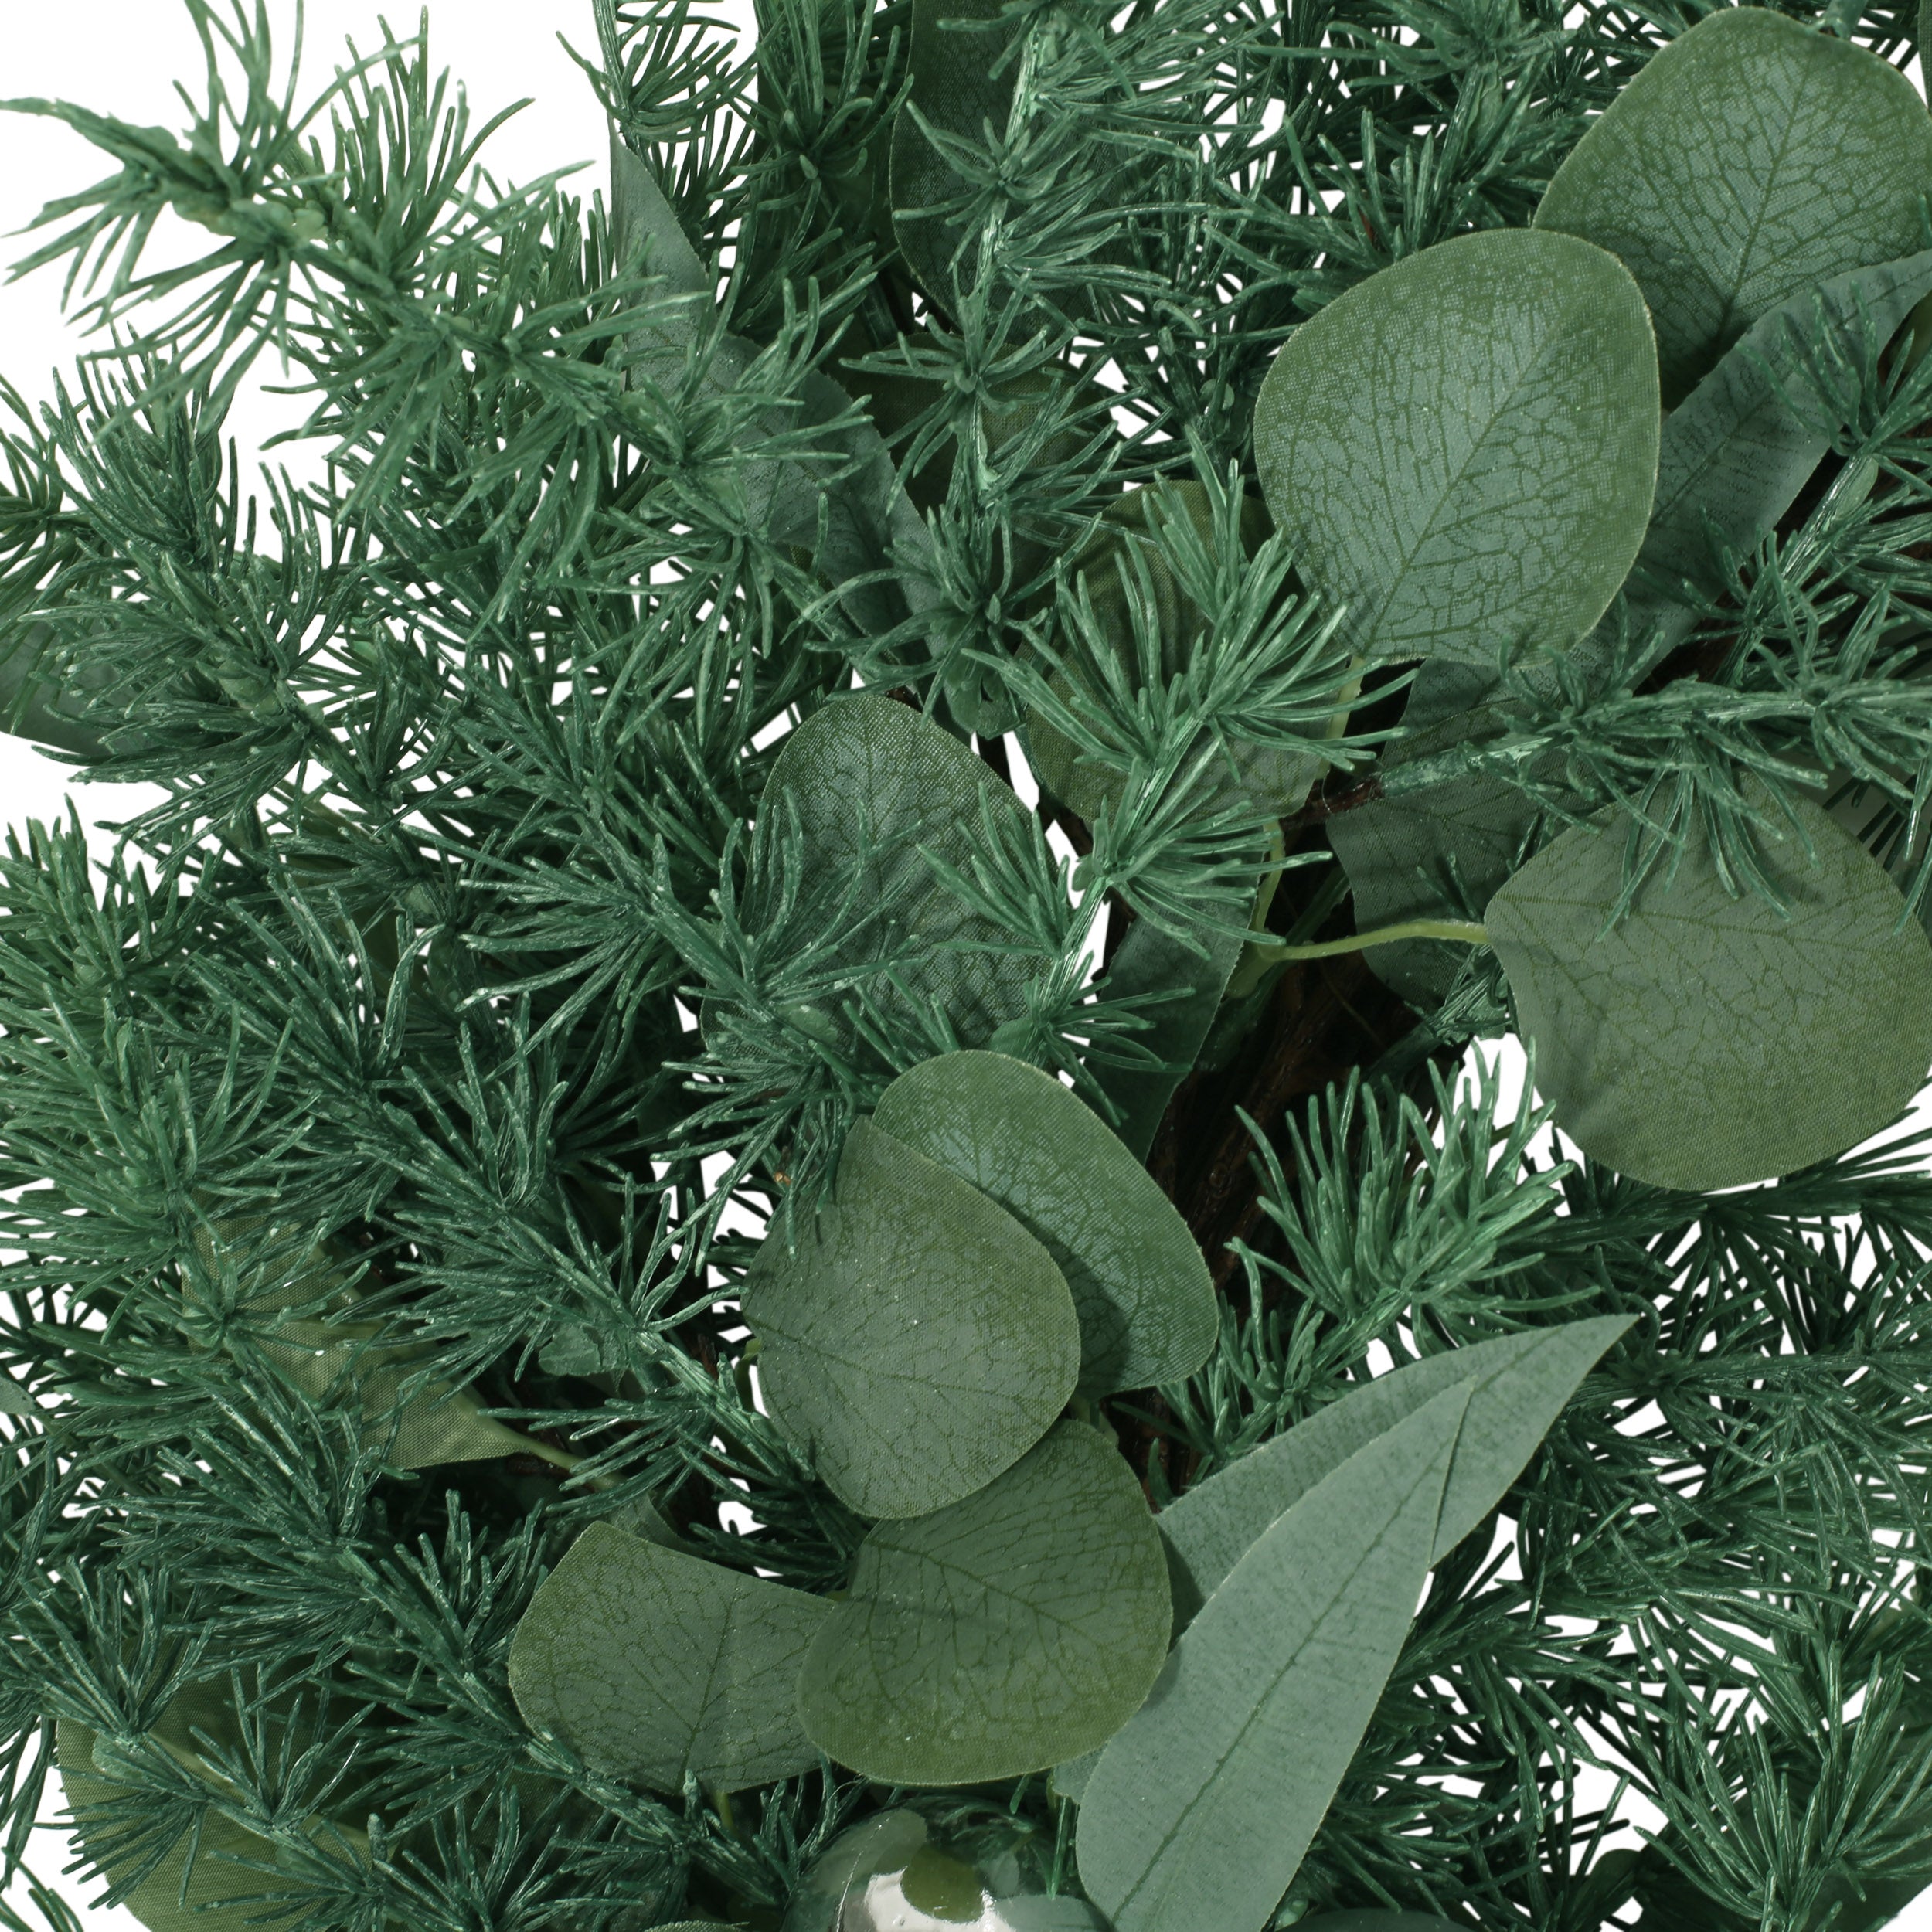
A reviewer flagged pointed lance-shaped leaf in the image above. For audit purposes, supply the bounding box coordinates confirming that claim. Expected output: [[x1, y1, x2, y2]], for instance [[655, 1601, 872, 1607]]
[[610, 134, 940, 651], [1534, 7, 1932, 406], [1081, 916, 1247, 1162], [1485, 787, 1932, 1192], [507, 1523, 831, 1794], [1155, 1316, 1632, 1631], [1075, 1386, 1471, 1932], [1253, 228, 1658, 669], [741, 1118, 1080, 1520], [797, 1420, 1172, 1785], [871, 1051, 1216, 1394]]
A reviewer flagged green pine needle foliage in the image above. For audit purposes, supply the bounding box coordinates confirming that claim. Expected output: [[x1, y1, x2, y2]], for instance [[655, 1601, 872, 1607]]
[[0, 2, 1925, 1930]]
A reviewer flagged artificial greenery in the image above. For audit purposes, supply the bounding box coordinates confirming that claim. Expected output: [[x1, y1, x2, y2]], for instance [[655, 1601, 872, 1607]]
[[1, 0, 1931, 1930]]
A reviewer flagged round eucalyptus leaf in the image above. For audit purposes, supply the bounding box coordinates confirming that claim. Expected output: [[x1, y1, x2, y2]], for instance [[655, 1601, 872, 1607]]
[[741, 1118, 1080, 1519], [749, 692, 1035, 1049], [1253, 228, 1658, 669], [1485, 789, 1932, 1192], [871, 1050, 1216, 1394], [1534, 7, 1932, 405], [796, 1420, 1172, 1784], [506, 1522, 831, 1794]]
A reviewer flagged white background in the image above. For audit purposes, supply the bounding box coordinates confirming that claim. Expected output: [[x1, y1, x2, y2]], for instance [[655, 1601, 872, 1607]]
[[0, 5, 1928, 1930]]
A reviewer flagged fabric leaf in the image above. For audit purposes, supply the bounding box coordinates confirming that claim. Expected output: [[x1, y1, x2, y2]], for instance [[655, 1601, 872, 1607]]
[[611, 135, 940, 655], [1082, 917, 1247, 1160], [259, 1321, 531, 1470], [796, 1420, 1172, 1784], [753, 692, 1036, 1048], [1485, 787, 1932, 1191], [1610, 248, 1932, 678], [1074, 1386, 1471, 1932], [740, 1117, 1080, 1519], [1157, 1316, 1631, 1631], [1534, 7, 1932, 406], [506, 1522, 830, 1794], [871, 1050, 1216, 1393], [1253, 227, 1658, 668]]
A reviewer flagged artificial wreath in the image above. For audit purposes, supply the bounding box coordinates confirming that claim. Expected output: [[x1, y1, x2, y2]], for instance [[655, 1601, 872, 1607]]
[[0, 2, 1930, 1930]]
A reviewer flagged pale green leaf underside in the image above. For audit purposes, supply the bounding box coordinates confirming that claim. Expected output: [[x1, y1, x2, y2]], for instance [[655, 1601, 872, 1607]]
[[1076, 1387, 1470, 1932], [757, 693, 1035, 1046], [1157, 1317, 1631, 1631], [797, 1420, 1172, 1785], [1486, 789, 1932, 1191], [872, 1050, 1216, 1394], [1533, 7, 1932, 405], [506, 1522, 829, 1794], [741, 1118, 1080, 1519], [1253, 226, 1658, 668]]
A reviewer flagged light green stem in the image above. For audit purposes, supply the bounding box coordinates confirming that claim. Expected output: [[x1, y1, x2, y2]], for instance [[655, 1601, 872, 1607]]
[[1252, 917, 1489, 964]]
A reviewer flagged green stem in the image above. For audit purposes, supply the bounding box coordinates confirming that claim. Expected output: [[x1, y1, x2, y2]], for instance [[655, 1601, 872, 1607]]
[[1250, 917, 1489, 964]]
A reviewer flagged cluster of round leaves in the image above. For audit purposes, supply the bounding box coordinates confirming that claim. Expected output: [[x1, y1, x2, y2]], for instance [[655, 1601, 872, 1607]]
[[508, 1296, 1628, 1932], [1234, 7, 1932, 1194]]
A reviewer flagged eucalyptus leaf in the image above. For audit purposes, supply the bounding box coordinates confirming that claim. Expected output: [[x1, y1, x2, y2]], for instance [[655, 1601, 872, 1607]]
[[796, 1420, 1172, 1784], [611, 134, 940, 652], [59, 1721, 294, 1932], [1294, 1917, 1462, 1932], [1328, 764, 1539, 1009], [506, 1522, 830, 1793], [1083, 917, 1247, 1161], [753, 692, 1037, 1046], [0, 1378, 35, 1415], [1158, 1316, 1632, 1632], [1534, 7, 1932, 405], [260, 1322, 532, 1469], [1075, 1386, 1471, 1932], [1609, 247, 1932, 679], [888, 0, 1022, 301], [1023, 484, 1321, 823], [1253, 227, 1658, 668], [871, 1050, 1216, 1393], [740, 1117, 1080, 1519], [1485, 787, 1932, 1191]]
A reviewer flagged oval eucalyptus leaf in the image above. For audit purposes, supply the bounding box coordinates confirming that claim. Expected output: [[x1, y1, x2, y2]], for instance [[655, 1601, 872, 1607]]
[[1052, 1745, 1100, 1804], [796, 1420, 1172, 1784], [1485, 789, 1932, 1191], [1534, 8, 1932, 406], [1075, 1386, 1471, 1932], [741, 1117, 1080, 1519], [754, 692, 1036, 1046], [1158, 1316, 1631, 1632], [506, 1522, 831, 1794], [60, 1721, 287, 1932], [889, 0, 1022, 302], [871, 1050, 1216, 1394], [1253, 228, 1658, 669], [1294, 1917, 1464, 1932]]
